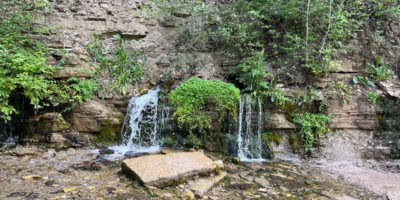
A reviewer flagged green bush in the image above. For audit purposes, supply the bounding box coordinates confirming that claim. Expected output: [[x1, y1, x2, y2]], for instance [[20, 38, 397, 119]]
[[366, 91, 380, 104], [170, 77, 240, 134], [366, 56, 394, 82], [293, 112, 330, 152], [183, 133, 203, 149], [0, 1, 100, 120]]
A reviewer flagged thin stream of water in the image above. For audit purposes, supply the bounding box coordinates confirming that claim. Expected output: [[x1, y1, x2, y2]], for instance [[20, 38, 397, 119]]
[[237, 94, 264, 162]]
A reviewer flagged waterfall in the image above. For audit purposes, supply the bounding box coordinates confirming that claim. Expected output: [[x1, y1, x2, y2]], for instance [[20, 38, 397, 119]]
[[256, 97, 262, 156], [115, 87, 161, 153], [158, 93, 170, 136], [236, 94, 264, 161], [0, 98, 25, 145], [0, 120, 18, 144]]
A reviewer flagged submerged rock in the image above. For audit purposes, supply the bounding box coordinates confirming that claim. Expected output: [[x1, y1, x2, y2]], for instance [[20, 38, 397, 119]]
[[121, 152, 216, 186], [99, 148, 114, 155], [124, 151, 151, 158]]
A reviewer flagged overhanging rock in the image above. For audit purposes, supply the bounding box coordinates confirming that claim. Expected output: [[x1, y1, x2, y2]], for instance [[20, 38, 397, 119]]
[[121, 152, 216, 186]]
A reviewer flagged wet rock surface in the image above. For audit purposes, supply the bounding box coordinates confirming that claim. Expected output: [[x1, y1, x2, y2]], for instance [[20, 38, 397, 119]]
[[0, 146, 396, 200]]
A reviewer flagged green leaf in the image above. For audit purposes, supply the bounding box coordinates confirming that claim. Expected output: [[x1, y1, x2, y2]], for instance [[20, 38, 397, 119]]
[[352, 76, 358, 84], [376, 56, 381, 67]]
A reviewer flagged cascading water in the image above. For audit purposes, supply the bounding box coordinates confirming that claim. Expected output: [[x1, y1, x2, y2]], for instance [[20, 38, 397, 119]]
[[0, 98, 25, 145], [236, 94, 264, 161], [158, 92, 171, 136], [0, 120, 18, 144], [256, 97, 263, 156], [110, 87, 162, 155]]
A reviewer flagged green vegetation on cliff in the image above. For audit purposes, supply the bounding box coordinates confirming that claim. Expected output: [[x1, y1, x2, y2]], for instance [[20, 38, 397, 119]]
[[0, 0, 98, 121], [0, 0, 61, 120], [152, 0, 399, 107], [293, 112, 330, 152]]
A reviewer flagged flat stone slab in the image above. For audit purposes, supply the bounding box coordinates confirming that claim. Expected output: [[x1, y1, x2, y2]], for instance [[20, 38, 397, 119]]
[[190, 172, 227, 193], [122, 152, 216, 186]]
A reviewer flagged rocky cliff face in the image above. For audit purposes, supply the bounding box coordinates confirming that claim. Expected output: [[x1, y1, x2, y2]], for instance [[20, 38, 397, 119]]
[[20, 0, 400, 160]]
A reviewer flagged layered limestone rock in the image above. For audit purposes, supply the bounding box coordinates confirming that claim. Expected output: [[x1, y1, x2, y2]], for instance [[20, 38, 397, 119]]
[[70, 102, 122, 133], [328, 97, 378, 130], [121, 152, 216, 186], [35, 113, 71, 134], [378, 80, 400, 98], [23, 113, 86, 148]]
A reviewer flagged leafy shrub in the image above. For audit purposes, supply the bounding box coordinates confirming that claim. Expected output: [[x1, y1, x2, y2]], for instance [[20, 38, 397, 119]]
[[0, 0, 79, 120], [111, 34, 145, 87], [324, 81, 353, 104], [366, 91, 380, 104], [170, 77, 240, 134], [352, 75, 376, 87], [67, 77, 100, 104], [183, 134, 203, 149], [293, 112, 330, 152], [366, 56, 394, 82], [85, 34, 145, 96], [85, 34, 108, 63]]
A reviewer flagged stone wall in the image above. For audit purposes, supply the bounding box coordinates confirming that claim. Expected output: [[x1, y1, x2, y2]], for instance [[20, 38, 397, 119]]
[[23, 0, 399, 159]]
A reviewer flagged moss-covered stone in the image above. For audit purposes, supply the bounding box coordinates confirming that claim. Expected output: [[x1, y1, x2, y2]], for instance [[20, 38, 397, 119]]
[[269, 133, 282, 146], [36, 113, 71, 134], [289, 135, 300, 152], [214, 165, 221, 175], [95, 120, 122, 145], [64, 139, 72, 148]]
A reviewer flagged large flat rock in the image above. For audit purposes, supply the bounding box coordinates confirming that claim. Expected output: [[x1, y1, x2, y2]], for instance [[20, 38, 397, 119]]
[[121, 152, 216, 186]]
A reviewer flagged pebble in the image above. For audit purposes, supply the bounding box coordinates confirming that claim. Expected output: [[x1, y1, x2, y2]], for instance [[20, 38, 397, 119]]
[[162, 193, 173, 197]]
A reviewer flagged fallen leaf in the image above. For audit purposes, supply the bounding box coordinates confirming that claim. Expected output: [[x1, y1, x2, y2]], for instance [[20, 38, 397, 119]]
[[22, 175, 42, 180], [63, 187, 76, 193]]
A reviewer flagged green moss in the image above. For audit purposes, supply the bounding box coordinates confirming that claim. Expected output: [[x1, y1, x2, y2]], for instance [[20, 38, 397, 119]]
[[118, 117, 124, 124], [95, 120, 122, 145], [216, 136, 229, 155], [198, 172, 209, 177], [164, 137, 175, 147], [269, 133, 281, 146], [214, 165, 221, 175], [64, 139, 72, 148], [37, 122, 50, 134], [55, 116, 71, 131], [54, 142, 60, 152], [262, 131, 281, 146], [288, 135, 299, 152], [282, 101, 298, 114]]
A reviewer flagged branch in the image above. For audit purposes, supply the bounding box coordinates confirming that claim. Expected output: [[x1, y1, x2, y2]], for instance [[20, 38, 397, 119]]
[[318, 0, 332, 59], [306, 0, 310, 65]]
